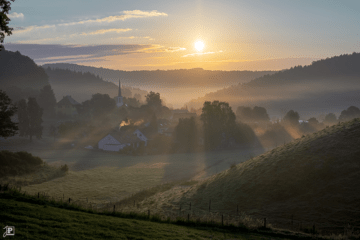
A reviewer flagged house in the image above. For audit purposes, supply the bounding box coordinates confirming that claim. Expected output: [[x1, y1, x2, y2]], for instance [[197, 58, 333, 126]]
[[55, 95, 80, 116], [98, 129, 148, 152], [133, 129, 148, 146]]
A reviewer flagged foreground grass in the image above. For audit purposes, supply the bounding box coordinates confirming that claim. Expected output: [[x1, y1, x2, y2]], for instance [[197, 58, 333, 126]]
[[0, 189, 298, 240]]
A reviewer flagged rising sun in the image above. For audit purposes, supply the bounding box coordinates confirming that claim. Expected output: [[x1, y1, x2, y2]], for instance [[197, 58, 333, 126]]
[[195, 40, 205, 51]]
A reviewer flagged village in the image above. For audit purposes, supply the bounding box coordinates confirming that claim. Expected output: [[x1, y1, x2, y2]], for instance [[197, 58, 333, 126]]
[[52, 80, 201, 155]]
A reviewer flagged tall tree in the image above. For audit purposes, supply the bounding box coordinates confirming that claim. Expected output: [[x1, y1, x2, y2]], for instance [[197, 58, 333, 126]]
[[282, 110, 300, 126], [323, 113, 337, 125], [37, 85, 57, 116], [201, 101, 236, 150], [0, 0, 15, 50], [27, 97, 43, 141], [0, 89, 18, 137], [145, 91, 162, 108], [339, 106, 360, 122], [17, 99, 28, 137], [149, 113, 158, 133], [175, 117, 197, 152]]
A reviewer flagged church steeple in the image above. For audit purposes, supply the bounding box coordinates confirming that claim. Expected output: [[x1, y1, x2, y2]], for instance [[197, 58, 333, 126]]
[[116, 79, 124, 107], [118, 79, 122, 97]]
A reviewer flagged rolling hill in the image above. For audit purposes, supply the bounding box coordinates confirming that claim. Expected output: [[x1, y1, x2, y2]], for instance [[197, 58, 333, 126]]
[[44, 67, 147, 103], [140, 118, 360, 234], [185, 53, 360, 119], [41, 63, 275, 89]]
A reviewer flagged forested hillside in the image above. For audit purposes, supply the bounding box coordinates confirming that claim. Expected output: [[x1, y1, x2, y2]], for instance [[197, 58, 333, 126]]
[[185, 53, 360, 119]]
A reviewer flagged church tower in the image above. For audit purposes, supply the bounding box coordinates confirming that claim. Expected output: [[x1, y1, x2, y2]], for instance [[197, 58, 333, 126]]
[[116, 79, 124, 107]]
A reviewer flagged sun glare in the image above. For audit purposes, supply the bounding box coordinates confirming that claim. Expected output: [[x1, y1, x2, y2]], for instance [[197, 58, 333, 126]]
[[195, 40, 205, 52]]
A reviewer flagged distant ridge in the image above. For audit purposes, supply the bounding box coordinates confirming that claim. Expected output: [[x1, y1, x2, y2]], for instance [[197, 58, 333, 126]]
[[185, 52, 360, 118], [42, 63, 275, 89]]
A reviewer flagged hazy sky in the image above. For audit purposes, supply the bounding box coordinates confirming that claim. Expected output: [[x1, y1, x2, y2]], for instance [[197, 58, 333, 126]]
[[4, 0, 360, 71]]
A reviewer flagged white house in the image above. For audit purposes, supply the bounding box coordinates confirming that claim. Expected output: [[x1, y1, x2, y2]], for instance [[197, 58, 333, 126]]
[[133, 129, 148, 146], [98, 134, 128, 151], [98, 129, 148, 151]]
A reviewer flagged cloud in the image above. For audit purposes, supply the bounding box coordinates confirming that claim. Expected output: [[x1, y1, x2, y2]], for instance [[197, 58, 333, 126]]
[[182, 51, 217, 57], [8, 12, 24, 19], [81, 28, 132, 36], [3, 43, 163, 64], [57, 10, 167, 27], [13, 25, 55, 34]]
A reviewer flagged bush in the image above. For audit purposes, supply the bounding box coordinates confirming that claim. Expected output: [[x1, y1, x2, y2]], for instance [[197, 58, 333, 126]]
[[60, 164, 69, 172], [0, 151, 44, 177]]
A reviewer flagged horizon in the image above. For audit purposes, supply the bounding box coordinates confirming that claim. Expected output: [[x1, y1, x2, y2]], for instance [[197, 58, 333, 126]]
[[3, 0, 360, 71]]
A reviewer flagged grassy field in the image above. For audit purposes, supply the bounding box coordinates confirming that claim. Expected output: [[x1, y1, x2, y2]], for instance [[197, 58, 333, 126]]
[[131, 118, 360, 235], [0, 146, 263, 207], [0, 189, 306, 240]]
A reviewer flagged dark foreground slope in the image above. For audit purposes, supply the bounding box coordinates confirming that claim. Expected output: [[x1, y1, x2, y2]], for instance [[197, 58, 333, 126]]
[[146, 118, 360, 233], [0, 189, 310, 240]]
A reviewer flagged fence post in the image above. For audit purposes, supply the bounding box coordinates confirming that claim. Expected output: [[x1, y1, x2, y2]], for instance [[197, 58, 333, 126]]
[[113, 205, 115, 213], [69, 198, 71, 204], [264, 218, 266, 228], [38, 192, 39, 198]]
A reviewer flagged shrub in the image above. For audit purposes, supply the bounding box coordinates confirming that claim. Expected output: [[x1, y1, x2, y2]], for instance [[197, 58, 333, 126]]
[[60, 164, 69, 172]]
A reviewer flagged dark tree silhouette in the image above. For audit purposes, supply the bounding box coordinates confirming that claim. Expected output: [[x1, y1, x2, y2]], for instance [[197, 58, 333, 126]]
[[146, 91, 162, 108], [323, 113, 337, 125], [0, 0, 15, 50], [282, 110, 300, 126], [0, 89, 18, 137], [37, 85, 57, 116], [27, 97, 43, 141], [17, 99, 28, 137], [339, 106, 360, 122], [201, 101, 236, 150], [175, 117, 197, 152]]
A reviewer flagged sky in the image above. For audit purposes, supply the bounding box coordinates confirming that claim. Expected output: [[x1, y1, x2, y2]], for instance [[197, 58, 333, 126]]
[[3, 0, 360, 71]]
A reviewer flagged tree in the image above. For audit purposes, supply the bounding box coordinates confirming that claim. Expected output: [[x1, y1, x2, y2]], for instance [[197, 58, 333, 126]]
[[17, 99, 28, 136], [0, 89, 18, 137], [145, 91, 162, 108], [201, 101, 236, 150], [149, 113, 158, 133], [339, 106, 360, 122], [323, 113, 337, 125], [81, 93, 115, 120], [175, 117, 197, 152], [0, 0, 15, 50], [236, 106, 252, 122], [282, 110, 300, 126], [37, 85, 57, 116], [27, 97, 43, 141], [252, 106, 270, 122]]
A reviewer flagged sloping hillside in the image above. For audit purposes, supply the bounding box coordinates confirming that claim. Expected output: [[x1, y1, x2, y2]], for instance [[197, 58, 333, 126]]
[[43, 67, 148, 103], [142, 118, 360, 233], [186, 53, 360, 118], [0, 49, 49, 90]]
